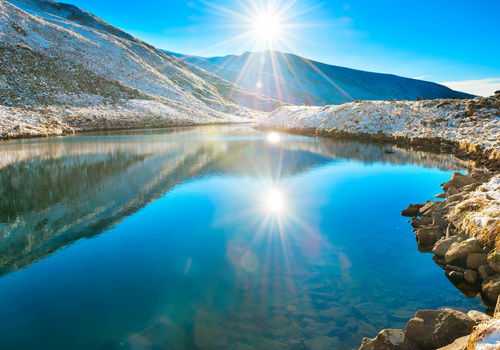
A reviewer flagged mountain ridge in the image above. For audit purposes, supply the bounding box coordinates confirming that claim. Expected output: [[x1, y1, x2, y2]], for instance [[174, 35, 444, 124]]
[[166, 49, 475, 106]]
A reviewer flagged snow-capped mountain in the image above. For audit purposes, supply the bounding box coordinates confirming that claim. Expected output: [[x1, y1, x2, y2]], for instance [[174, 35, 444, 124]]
[[0, 0, 284, 136], [166, 50, 475, 106]]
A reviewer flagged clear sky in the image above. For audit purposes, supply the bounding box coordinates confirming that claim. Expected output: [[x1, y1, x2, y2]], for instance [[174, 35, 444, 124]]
[[68, 0, 500, 95]]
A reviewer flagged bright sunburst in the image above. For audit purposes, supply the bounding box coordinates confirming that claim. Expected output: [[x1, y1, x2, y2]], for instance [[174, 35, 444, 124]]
[[267, 188, 283, 211], [253, 12, 281, 40]]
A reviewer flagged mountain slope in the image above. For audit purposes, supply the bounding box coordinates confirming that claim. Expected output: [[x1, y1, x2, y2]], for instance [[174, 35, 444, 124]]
[[168, 50, 474, 106], [0, 0, 285, 139]]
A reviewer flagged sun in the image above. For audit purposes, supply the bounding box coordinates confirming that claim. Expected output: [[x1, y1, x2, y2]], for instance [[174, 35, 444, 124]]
[[253, 12, 281, 40]]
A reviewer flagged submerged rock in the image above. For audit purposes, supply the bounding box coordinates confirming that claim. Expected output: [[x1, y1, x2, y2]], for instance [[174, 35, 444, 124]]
[[193, 311, 228, 348], [445, 238, 482, 263], [405, 309, 475, 350], [303, 335, 340, 350], [259, 338, 290, 350]]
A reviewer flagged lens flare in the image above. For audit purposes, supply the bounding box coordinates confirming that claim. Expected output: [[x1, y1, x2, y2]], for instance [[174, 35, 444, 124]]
[[267, 132, 280, 143], [254, 13, 281, 40], [267, 188, 283, 211]]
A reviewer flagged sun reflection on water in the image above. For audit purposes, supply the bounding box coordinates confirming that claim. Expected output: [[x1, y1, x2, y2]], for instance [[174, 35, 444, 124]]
[[267, 188, 283, 211], [267, 132, 280, 143]]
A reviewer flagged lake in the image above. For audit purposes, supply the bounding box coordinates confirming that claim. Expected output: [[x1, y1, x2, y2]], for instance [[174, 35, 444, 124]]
[[0, 125, 483, 350]]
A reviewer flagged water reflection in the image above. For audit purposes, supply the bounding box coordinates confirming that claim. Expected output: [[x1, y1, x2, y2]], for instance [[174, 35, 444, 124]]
[[268, 132, 280, 143], [0, 125, 477, 350], [267, 188, 283, 211]]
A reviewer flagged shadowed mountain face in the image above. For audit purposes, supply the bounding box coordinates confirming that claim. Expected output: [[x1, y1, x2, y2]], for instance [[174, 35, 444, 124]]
[[166, 50, 475, 106], [0, 125, 469, 277]]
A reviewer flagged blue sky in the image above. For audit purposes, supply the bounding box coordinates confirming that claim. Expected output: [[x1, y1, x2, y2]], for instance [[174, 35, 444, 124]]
[[68, 0, 500, 95]]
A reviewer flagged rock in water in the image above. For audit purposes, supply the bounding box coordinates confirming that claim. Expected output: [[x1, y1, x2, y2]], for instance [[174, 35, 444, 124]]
[[359, 329, 421, 350], [487, 251, 500, 273], [405, 309, 475, 350], [303, 336, 340, 350], [416, 227, 443, 246], [441, 173, 475, 191], [384, 150, 395, 154], [193, 311, 228, 348], [402, 204, 420, 217], [445, 238, 482, 263], [464, 270, 478, 284]]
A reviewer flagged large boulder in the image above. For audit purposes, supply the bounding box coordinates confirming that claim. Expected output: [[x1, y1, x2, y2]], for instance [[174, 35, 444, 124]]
[[432, 236, 465, 256], [358, 329, 421, 350], [481, 274, 500, 302], [405, 309, 475, 350], [487, 251, 500, 273], [441, 173, 475, 191], [445, 238, 482, 263], [467, 253, 488, 269], [416, 227, 444, 247]]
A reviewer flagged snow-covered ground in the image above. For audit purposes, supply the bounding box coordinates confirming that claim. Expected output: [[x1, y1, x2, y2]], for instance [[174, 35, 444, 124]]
[[257, 97, 500, 157], [0, 0, 277, 139]]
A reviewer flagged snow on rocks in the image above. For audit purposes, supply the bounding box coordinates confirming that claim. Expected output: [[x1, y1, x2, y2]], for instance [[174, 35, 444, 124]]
[[256, 97, 500, 161], [0, 99, 254, 140]]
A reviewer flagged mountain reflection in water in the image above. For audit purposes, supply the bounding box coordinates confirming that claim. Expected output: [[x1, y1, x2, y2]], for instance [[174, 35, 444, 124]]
[[0, 125, 478, 350]]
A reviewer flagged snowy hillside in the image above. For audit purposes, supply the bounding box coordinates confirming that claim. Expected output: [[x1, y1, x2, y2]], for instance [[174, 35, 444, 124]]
[[167, 50, 475, 106], [0, 0, 286, 139]]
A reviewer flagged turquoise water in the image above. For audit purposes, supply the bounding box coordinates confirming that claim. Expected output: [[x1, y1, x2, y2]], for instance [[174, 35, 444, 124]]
[[0, 125, 482, 350]]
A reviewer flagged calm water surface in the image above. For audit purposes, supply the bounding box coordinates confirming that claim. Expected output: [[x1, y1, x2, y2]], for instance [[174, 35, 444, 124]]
[[0, 125, 483, 350]]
